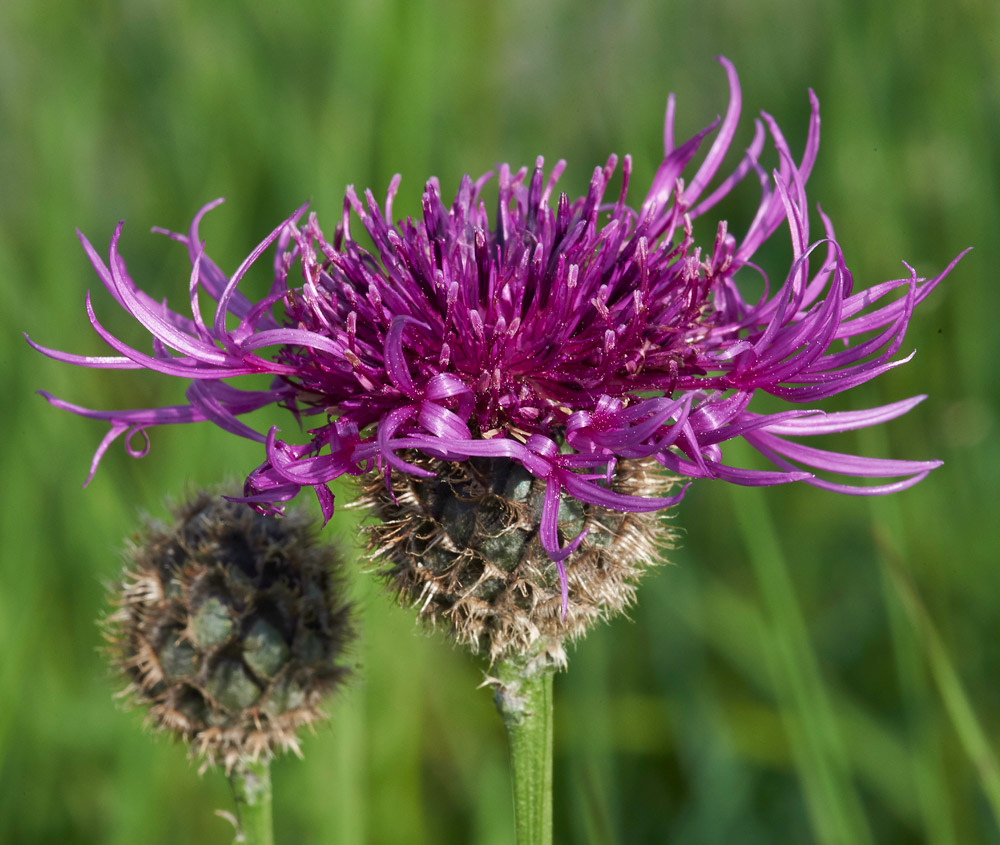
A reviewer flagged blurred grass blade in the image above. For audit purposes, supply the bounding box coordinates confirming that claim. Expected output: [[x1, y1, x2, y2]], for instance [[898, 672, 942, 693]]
[[730, 487, 874, 845], [573, 761, 619, 845], [879, 541, 1000, 829], [876, 536, 957, 841], [670, 572, 927, 826]]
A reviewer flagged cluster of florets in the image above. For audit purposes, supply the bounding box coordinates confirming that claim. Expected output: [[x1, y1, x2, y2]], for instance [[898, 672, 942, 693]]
[[30, 58, 959, 580]]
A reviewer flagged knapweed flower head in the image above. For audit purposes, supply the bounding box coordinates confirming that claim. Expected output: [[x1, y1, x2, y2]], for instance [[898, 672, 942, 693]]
[[105, 489, 353, 772], [32, 58, 958, 652]]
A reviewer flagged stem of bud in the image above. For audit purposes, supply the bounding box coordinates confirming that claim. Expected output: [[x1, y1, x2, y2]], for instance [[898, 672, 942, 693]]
[[228, 760, 274, 845]]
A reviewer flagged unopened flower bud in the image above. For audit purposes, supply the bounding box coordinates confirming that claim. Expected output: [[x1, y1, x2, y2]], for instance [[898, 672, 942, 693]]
[[104, 490, 352, 771]]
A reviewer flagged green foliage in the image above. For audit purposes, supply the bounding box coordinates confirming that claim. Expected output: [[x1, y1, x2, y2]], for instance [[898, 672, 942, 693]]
[[2, 0, 997, 841]]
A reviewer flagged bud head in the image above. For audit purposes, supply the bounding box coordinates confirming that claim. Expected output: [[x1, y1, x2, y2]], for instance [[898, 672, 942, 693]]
[[105, 491, 352, 771]]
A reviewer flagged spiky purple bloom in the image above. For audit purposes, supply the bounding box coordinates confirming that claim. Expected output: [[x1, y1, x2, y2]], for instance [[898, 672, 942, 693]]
[[30, 58, 959, 570]]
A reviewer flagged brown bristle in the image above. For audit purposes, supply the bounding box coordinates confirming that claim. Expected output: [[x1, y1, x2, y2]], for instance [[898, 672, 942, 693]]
[[357, 455, 678, 664]]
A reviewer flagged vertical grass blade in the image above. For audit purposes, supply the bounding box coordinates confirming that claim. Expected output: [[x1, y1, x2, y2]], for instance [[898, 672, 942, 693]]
[[879, 542, 1000, 830], [730, 487, 873, 845]]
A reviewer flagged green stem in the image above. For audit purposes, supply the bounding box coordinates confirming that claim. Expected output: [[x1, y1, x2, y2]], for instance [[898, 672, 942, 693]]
[[228, 759, 274, 845], [494, 658, 555, 845]]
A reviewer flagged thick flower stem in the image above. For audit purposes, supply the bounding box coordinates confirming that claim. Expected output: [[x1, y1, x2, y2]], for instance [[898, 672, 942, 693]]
[[494, 659, 556, 845], [228, 760, 274, 845]]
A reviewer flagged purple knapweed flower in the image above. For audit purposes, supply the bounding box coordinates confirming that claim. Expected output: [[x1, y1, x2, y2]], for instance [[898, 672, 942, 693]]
[[30, 58, 960, 574]]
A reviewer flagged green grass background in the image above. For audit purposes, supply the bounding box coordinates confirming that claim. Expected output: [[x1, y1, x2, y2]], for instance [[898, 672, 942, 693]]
[[2, 0, 998, 842]]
